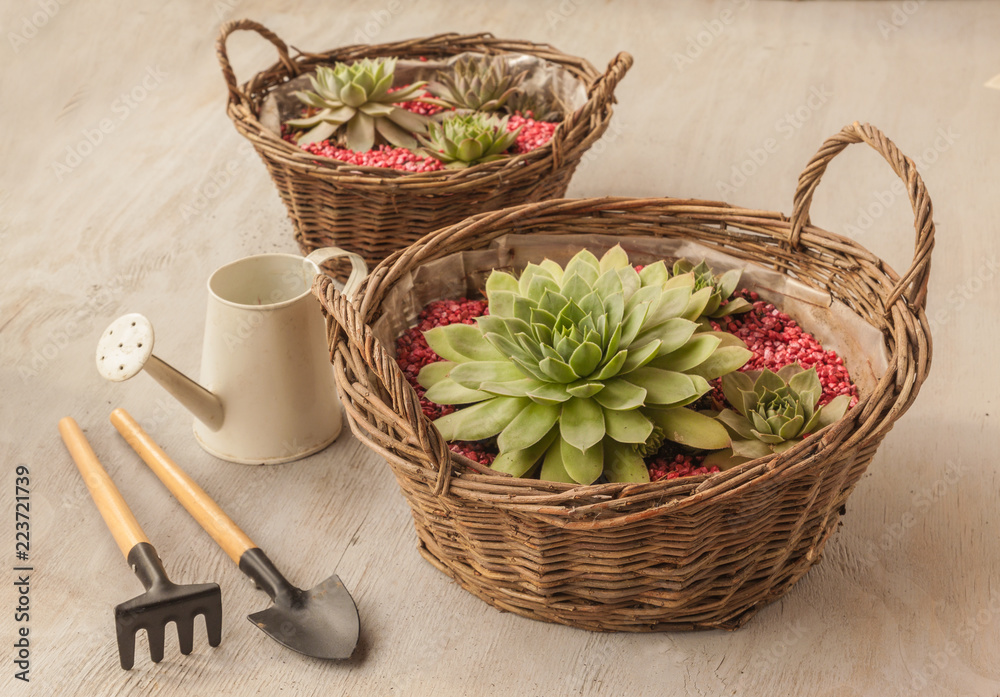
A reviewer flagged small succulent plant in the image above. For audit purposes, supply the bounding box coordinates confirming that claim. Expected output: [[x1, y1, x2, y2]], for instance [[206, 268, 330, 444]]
[[705, 364, 851, 470], [420, 113, 521, 168], [505, 84, 567, 122], [672, 259, 752, 320], [285, 58, 438, 151], [417, 246, 752, 484], [432, 54, 527, 112]]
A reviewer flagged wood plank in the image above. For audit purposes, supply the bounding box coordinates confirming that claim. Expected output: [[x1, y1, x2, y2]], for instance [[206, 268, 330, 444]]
[[1, 0, 998, 694]]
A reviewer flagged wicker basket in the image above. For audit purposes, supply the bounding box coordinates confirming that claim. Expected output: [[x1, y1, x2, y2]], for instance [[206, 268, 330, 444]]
[[216, 19, 632, 277], [314, 122, 934, 631]]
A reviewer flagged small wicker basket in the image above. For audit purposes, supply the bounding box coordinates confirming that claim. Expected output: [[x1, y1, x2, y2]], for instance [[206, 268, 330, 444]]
[[216, 20, 631, 277], [314, 122, 934, 631]]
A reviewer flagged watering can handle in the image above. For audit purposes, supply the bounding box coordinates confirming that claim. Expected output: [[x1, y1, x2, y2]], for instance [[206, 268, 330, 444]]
[[306, 248, 368, 300]]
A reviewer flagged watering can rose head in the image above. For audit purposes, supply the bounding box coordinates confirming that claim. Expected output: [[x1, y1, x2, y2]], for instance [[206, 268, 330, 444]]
[[705, 364, 852, 470], [417, 246, 753, 484]]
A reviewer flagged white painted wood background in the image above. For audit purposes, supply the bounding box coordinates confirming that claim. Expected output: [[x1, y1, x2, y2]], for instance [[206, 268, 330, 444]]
[[1, 1, 997, 695]]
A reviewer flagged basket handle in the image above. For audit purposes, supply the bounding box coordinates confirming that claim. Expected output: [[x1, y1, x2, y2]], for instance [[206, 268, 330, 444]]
[[312, 275, 454, 496], [216, 19, 299, 107], [553, 52, 633, 162], [790, 121, 935, 312]]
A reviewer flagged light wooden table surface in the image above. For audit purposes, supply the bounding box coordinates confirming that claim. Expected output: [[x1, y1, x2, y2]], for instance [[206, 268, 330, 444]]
[[2, 1, 998, 695]]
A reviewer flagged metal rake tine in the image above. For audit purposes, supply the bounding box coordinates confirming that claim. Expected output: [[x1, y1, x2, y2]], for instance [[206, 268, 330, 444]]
[[146, 623, 167, 663], [115, 623, 137, 671], [176, 618, 195, 656], [202, 604, 223, 648]]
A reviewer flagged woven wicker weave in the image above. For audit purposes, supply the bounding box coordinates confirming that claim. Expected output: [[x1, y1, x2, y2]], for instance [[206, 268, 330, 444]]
[[217, 19, 631, 277], [314, 122, 934, 631]]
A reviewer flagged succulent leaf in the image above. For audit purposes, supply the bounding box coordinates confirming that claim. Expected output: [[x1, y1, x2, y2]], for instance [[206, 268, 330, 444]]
[[648, 408, 731, 450], [539, 439, 575, 483], [559, 439, 604, 485], [433, 396, 529, 441], [603, 441, 650, 483], [497, 402, 561, 452], [423, 378, 490, 405], [422, 246, 752, 484], [493, 429, 558, 478]]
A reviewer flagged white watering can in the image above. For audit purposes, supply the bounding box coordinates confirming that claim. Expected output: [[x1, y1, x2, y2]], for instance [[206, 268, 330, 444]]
[[96, 248, 367, 465]]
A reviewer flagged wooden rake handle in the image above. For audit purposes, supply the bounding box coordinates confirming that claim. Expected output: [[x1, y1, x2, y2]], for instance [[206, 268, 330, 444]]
[[110, 408, 256, 565], [58, 417, 150, 559]]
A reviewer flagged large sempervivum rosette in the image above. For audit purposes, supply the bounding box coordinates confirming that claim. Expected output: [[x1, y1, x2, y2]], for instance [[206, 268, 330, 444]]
[[417, 246, 753, 484], [705, 364, 851, 470], [285, 58, 440, 150]]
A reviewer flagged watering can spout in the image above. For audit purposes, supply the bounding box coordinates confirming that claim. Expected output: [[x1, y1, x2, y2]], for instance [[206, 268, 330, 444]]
[[97, 314, 225, 431]]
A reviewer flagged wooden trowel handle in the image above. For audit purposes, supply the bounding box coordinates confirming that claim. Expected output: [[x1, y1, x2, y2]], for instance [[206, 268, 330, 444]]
[[110, 408, 256, 565], [58, 417, 150, 559]]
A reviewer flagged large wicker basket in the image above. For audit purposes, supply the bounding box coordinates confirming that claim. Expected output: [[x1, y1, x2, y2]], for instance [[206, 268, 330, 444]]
[[314, 122, 934, 631], [217, 19, 632, 276]]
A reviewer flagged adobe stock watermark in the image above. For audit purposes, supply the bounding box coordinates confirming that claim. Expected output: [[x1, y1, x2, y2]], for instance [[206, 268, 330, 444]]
[[878, 0, 927, 40], [546, 0, 582, 31], [179, 141, 256, 222], [213, 0, 246, 20], [758, 620, 807, 668], [218, 267, 310, 354], [349, 0, 409, 44], [904, 591, 1000, 694], [577, 118, 627, 172], [57, 398, 183, 512], [51, 65, 168, 182], [673, 0, 752, 72], [927, 255, 999, 335], [716, 85, 833, 196], [856, 459, 969, 570], [7, 0, 72, 53], [842, 127, 959, 240], [16, 246, 184, 383]]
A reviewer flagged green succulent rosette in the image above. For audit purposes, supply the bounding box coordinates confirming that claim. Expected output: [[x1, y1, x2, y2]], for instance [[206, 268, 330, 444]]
[[417, 246, 753, 484], [672, 259, 752, 320], [706, 364, 851, 470], [505, 84, 567, 122], [432, 54, 527, 112], [286, 58, 441, 150], [420, 113, 521, 169]]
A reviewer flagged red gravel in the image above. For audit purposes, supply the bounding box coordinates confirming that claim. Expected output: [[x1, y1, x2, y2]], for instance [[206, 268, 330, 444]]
[[647, 453, 719, 481], [394, 278, 858, 481], [507, 113, 558, 153], [389, 86, 449, 116], [709, 289, 859, 409], [395, 298, 489, 420], [448, 441, 496, 466], [298, 141, 446, 172]]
